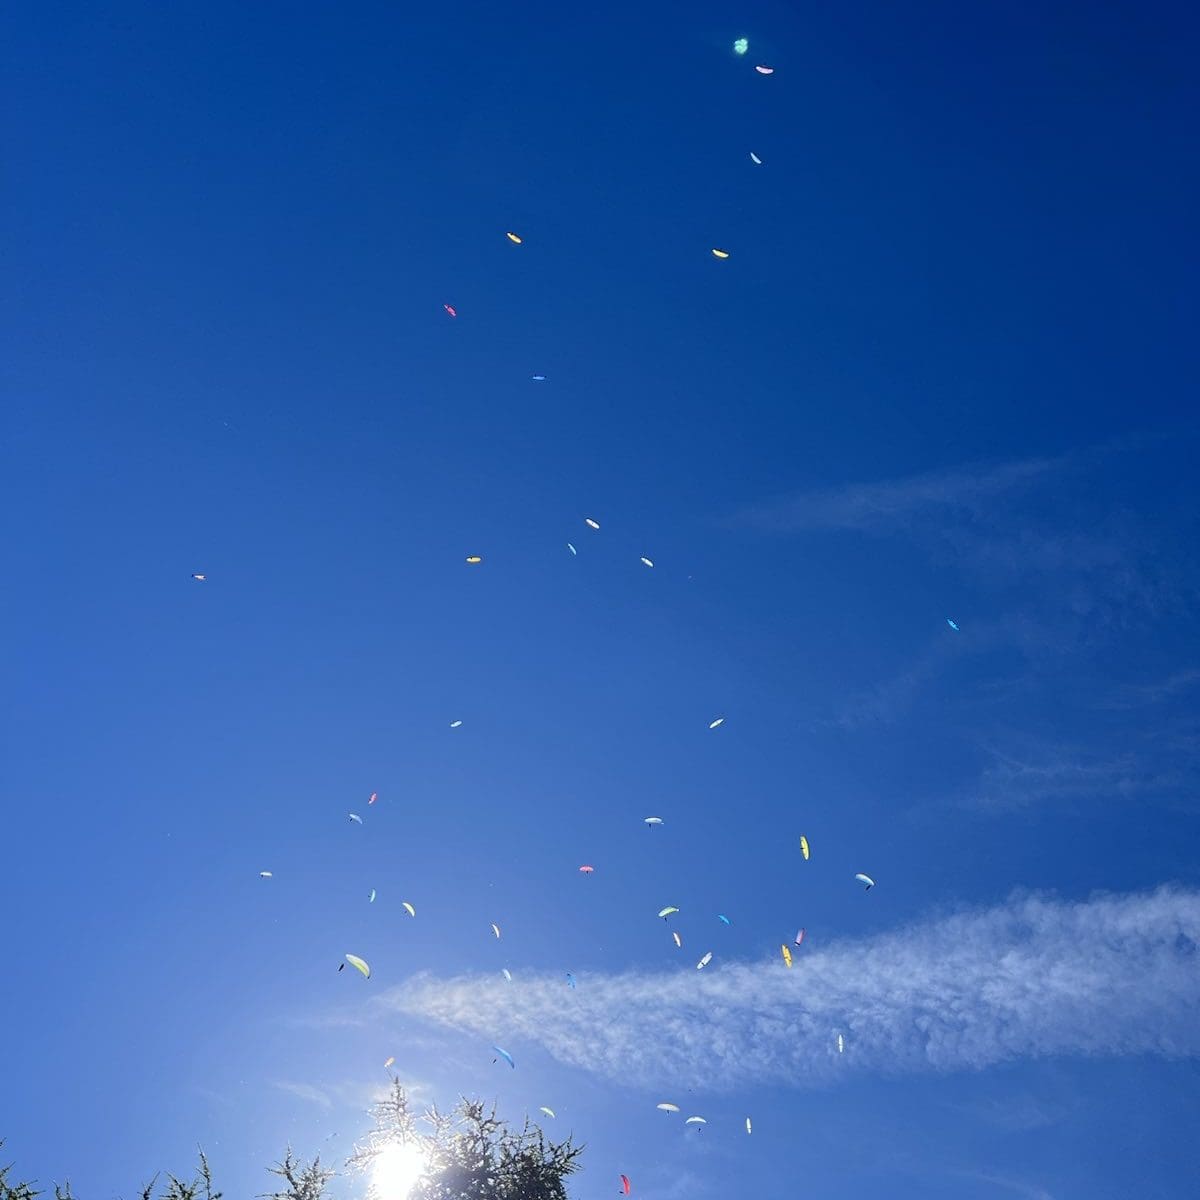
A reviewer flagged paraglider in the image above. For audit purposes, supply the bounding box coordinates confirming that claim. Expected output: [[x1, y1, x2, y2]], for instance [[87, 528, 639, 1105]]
[[855, 873, 875, 891], [345, 954, 370, 979], [259, 871, 272, 878], [506, 232, 522, 244], [491, 923, 501, 939], [750, 152, 762, 164], [349, 813, 363, 824], [746, 1117, 752, 1134], [585, 518, 600, 530], [191, 573, 206, 581], [502, 968, 512, 982], [709, 716, 725, 729], [368, 889, 377, 903], [685, 1117, 707, 1126], [384, 1056, 395, 1069], [755, 65, 774, 74], [837, 1034, 845, 1054], [368, 792, 378, 805], [402, 901, 416, 917], [567, 543, 577, 555], [532, 374, 547, 382], [781, 944, 792, 968], [697, 951, 712, 969], [466, 556, 482, 565], [672, 931, 682, 947], [566, 972, 577, 989], [493, 1046, 515, 1069], [540, 1107, 556, 1119], [443, 304, 457, 317], [644, 816, 663, 827], [711, 248, 730, 259], [794, 928, 805, 946], [717, 914, 731, 925], [620, 1175, 631, 1195], [450, 719, 463, 727], [640, 556, 654, 567], [656, 1103, 680, 1113], [579, 865, 594, 874], [799, 835, 810, 860], [657, 906, 679, 919], [946, 618, 959, 631]]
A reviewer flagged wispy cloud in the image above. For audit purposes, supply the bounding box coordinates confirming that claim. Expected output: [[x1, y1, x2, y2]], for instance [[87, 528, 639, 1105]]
[[732, 454, 1065, 533], [389, 887, 1200, 1091], [272, 1080, 333, 1110], [969, 745, 1182, 811]]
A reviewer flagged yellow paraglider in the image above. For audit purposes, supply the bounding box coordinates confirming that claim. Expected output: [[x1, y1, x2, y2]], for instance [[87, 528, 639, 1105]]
[[800, 835, 810, 860], [711, 248, 730, 259], [506, 232, 522, 244], [781, 943, 793, 968], [402, 901, 416, 917], [345, 954, 370, 979]]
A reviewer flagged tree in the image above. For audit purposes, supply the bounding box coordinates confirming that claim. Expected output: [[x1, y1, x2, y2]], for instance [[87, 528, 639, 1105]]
[[1, 1142, 40, 1200], [347, 1081, 583, 1200], [260, 1148, 333, 1200], [2, 1086, 580, 1200]]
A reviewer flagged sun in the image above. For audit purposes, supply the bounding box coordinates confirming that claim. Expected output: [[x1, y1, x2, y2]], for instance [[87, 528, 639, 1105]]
[[371, 1141, 426, 1199]]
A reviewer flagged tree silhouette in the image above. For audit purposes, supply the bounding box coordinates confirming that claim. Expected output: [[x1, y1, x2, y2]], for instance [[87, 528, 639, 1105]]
[[3, 1086, 582, 1200], [347, 1081, 583, 1200]]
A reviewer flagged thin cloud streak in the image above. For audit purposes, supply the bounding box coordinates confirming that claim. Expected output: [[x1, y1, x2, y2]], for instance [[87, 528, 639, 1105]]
[[733, 454, 1064, 533], [272, 1080, 333, 1110], [390, 888, 1200, 1091]]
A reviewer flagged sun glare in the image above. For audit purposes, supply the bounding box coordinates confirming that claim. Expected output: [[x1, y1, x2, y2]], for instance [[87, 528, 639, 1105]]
[[371, 1142, 426, 1199]]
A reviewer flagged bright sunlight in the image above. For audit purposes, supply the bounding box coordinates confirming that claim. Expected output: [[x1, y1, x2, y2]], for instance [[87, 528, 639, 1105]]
[[371, 1141, 427, 1199]]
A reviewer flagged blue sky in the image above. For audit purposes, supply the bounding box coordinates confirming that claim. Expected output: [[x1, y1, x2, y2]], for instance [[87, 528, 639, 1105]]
[[3, 2, 1199, 1198]]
